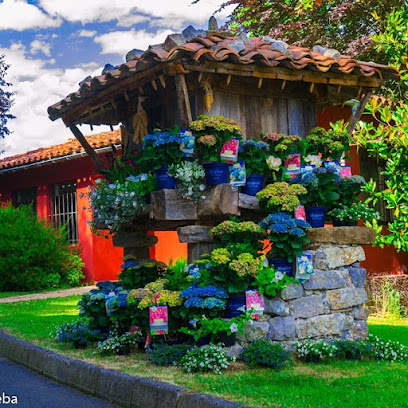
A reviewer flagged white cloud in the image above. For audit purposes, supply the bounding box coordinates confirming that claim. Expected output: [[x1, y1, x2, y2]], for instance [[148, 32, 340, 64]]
[[94, 29, 174, 57], [78, 29, 97, 38], [0, 44, 106, 157], [116, 15, 150, 28], [30, 39, 51, 57], [0, 0, 61, 31]]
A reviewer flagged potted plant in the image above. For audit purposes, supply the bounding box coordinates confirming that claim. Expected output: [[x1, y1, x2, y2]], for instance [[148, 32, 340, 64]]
[[137, 129, 185, 189], [262, 132, 307, 161], [190, 115, 241, 185], [337, 175, 366, 207], [237, 140, 270, 195], [259, 212, 311, 275], [253, 262, 295, 297], [328, 202, 380, 226], [167, 160, 206, 202], [291, 167, 340, 228], [256, 182, 307, 214]]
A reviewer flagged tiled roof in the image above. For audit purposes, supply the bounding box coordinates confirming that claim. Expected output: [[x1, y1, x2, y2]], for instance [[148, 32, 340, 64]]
[[0, 130, 121, 171], [48, 32, 399, 121]]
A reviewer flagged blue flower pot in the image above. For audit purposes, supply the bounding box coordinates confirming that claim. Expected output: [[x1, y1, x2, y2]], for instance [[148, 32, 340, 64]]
[[305, 206, 326, 228], [332, 218, 357, 227], [269, 259, 293, 277], [242, 174, 264, 196], [155, 166, 176, 190], [225, 295, 246, 318], [204, 162, 229, 186]]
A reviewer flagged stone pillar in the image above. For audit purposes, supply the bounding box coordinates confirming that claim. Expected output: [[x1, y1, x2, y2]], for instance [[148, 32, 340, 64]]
[[177, 226, 214, 263], [112, 231, 158, 260]]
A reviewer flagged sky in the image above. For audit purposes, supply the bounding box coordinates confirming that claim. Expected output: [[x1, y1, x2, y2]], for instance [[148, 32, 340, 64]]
[[0, 0, 235, 157]]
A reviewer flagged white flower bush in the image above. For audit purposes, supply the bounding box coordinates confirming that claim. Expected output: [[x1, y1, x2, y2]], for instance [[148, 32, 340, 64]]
[[294, 339, 337, 361], [168, 160, 206, 202], [180, 344, 234, 374], [96, 332, 141, 355], [368, 335, 408, 362], [304, 154, 323, 167]]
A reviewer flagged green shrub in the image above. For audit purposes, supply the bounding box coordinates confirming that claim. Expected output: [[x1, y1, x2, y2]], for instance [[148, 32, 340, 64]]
[[242, 339, 292, 369], [148, 343, 192, 366], [54, 320, 102, 346], [0, 204, 84, 291], [119, 258, 166, 289]]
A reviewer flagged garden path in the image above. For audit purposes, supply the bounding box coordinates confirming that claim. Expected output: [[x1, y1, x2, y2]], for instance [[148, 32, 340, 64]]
[[0, 286, 97, 304]]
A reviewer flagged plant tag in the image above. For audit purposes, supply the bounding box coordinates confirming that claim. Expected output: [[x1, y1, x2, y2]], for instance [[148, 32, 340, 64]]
[[294, 205, 306, 221], [220, 138, 239, 162], [340, 165, 352, 177], [295, 253, 314, 282], [179, 130, 195, 157], [229, 161, 246, 186], [246, 289, 264, 319], [300, 164, 315, 174], [285, 153, 301, 178], [149, 305, 168, 335], [324, 160, 341, 175]]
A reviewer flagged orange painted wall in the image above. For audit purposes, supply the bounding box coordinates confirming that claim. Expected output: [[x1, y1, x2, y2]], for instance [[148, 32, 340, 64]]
[[318, 106, 408, 275], [150, 231, 188, 264]]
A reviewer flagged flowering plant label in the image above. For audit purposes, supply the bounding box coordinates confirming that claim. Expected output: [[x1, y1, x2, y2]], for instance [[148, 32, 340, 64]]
[[324, 160, 341, 175], [295, 253, 314, 281], [179, 130, 195, 157], [229, 161, 246, 186], [300, 164, 315, 174], [294, 205, 306, 221], [220, 138, 239, 162], [149, 305, 168, 335], [340, 165, 352, 177], [246, 289, 264, 319], [285, 153, 301, 178]]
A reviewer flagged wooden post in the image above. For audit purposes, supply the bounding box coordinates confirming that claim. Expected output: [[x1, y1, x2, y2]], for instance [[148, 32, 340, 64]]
[[68, 124, 110, 176], [174, 74, 192, 127], [347, 89, 373, 134]]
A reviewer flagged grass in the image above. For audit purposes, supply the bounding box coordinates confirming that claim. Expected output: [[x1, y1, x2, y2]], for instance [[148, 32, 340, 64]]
[[0, 297, 408, 408]]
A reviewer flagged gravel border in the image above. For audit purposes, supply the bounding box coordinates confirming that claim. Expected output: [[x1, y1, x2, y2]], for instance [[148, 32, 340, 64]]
[[0, 330, 252, 408]]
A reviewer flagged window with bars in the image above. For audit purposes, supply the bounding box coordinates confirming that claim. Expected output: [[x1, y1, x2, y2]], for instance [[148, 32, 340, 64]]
[[12, 187, 37, 215], [50, 181, 79, 244], [359, 149, 394, 224]]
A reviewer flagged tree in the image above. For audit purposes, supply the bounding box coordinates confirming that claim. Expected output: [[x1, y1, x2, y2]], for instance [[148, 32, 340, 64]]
[[0, 54, 15, 139]]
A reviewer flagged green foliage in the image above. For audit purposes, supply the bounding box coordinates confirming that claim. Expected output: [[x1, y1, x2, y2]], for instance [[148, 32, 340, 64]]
[[336, 175, 366, 207], [254, 264, 293, 296], [262, 133, 306, 161], [353, 100, 408, 251], [0, 204, 84, 291], [237, 140, 270, 177], [242, 338, 292, 369], [96, 331, 142, 355], [328, 202, 380, 223], [180, 343, 234, 374], [119, 259, 167, 290], [147, 343, 192, 366], [78, 291, 110, 330], [54, 320, 102, 346], [0, 54, 15, 139], [373, 279, 406, 319]]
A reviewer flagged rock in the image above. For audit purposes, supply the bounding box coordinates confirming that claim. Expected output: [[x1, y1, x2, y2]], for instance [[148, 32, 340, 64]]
[[240, 321, 270, 343], [239, 193, 260, 210], [228, 38, 246, 54], [312, 45, 327, 54], [177, 226, 213, 243], [352, 307, 370, 320], [324, 48, 341, 60], [280, 283, 304, 300], [349, 320, 368, 339], [197, 184, 239, 217], [316, 246, 366, 269], [182, 25, 199, 41], [208, 16, 218, 31], [163, 34, 186, 51], [264, 37, 293, 57], [150, 189, 198, 221], [268, 316, 296, 341], [264, 298, 289, 316], [239, 32, 252, 46], [112, 231, 158, 248], [303, 269, 347, 290], [307, 227, 376, 246], [327, 288, 368, 310], [295, 313, 354, 339], [347, 267, 366, 288], [314, 250, 329, 270], [225, 344, 243, 358], [288, 294, 329, 319]]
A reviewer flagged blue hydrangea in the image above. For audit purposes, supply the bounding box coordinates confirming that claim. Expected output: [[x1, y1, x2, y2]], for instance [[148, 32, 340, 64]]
[[288, 227, 306, 237], [180, 283, 228, 299], [117, 294, 128, 307], [142, 132, 182, 148], [295, 219, 311, 229], [121, 260, 139, 269], [200, 297, 227, 309], [313, 167, 327, 175], [269, 223, 289, 233], [184, 296, 203, 308], [325, 166, 338, 174]]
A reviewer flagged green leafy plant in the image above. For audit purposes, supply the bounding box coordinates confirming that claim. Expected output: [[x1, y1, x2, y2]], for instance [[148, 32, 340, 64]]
[[256, 182, 307, 213], [119, 258, 167, 289], [337, 175, 366, 207], [237, 140, 270, 177], [0, 204, 84, 291], [253, 263, 294, 296], [168, 160, 206, 202], [262, 133, 306, 161], [180, 343, 234, 374], [328, 202, 380, 224], [241, 338, 292, 369], [96, 331, 142, 355], [147, 343, 192, 366]]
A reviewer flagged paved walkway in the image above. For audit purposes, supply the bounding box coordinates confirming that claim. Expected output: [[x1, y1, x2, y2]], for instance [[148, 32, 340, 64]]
[[0, 286, 97, 304], [0, 354, 116, 408]]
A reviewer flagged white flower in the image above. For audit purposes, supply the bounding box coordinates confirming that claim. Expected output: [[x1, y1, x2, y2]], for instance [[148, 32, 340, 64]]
[[199, 184, 206, 191], [304, 154, 322, 166], [229, 323, 239, 333], [266, 155, 282, 171], [273, 271, 284, 281]]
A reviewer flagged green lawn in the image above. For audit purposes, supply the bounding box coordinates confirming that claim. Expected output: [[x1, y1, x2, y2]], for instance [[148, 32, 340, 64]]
[[0, 296, 407, 408]]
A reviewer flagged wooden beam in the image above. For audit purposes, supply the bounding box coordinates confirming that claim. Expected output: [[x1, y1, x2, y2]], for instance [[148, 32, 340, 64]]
[[346, 89, 373, 134], [174, 74, 192, 127], [68, 124, 110, 176]]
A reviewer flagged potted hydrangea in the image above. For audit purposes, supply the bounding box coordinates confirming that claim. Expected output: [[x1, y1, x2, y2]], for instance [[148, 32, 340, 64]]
[[190, 115, 241, 185], [262, 132, 307, 161]]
